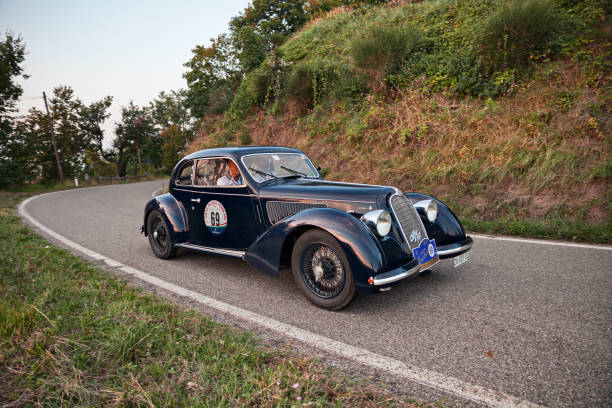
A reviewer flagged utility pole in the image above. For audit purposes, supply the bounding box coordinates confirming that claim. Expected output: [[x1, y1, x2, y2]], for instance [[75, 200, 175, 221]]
[[43, 91, 64, 184]]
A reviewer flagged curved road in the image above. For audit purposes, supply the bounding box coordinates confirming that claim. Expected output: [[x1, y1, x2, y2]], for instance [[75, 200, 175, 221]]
[[20, 181, 611, 407]]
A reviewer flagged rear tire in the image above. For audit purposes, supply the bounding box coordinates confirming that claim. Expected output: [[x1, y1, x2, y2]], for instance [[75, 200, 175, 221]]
[[291, 230, 356, 310], [147, 210, 176, 259]]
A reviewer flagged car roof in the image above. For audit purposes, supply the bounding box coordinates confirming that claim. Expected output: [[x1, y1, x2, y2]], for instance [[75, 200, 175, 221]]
[[183, 146, 304, 161]]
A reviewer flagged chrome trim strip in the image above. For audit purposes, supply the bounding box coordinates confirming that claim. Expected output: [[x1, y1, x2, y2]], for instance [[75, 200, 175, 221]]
[[261, 196, 375, 205], [172, 187, 257, 198], [438, 240, 473, 256], [174, 243, 245, 259], [373, 262, 421, 286], [388, 193, 410, 245]]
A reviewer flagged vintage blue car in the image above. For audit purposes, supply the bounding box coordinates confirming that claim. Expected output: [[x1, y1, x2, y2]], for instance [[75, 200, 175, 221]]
[[142, 146, 472, 309]]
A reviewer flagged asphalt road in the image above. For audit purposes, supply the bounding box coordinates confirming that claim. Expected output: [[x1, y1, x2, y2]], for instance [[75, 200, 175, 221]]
[[22, 181, 611, 407]]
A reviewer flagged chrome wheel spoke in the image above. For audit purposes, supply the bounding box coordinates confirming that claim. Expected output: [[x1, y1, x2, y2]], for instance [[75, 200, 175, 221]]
[[301, 243, 345, 298]]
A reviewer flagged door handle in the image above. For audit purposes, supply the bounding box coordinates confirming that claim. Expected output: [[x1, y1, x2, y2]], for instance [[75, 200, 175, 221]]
[[190, 198, 200, 203]]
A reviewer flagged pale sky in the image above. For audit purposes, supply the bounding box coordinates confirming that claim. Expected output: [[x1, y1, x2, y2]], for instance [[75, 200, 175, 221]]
[[0, 0, 251, 148]]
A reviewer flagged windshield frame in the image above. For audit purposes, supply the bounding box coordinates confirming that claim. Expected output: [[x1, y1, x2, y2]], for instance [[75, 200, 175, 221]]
[[240, 152, 321, 183]]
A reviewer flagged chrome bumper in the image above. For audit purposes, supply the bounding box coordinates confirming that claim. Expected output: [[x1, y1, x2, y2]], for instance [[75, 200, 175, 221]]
[[372, 259, 421, 286], [437, 236, 473, 258]]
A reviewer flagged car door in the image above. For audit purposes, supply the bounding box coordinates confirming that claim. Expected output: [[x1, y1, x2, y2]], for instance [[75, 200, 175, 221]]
[[188, 157, 261, 250]]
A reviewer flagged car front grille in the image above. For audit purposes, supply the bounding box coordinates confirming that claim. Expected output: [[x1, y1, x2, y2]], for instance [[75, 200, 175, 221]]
[[389, 194, 428, 250], [266, 201, 327, 224]]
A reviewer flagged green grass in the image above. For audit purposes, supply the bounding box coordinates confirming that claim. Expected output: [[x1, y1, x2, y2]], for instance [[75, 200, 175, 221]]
[[462, 216, 612, 244], [0, 190, 418, 407]]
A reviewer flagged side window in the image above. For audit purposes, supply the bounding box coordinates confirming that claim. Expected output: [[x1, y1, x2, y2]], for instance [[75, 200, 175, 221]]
[[195, 158, 227, 186], [194, 158, 244, 187], [175, 160, 193, 185]]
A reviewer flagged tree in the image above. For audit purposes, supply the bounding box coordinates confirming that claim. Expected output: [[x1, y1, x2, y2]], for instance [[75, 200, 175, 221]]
[[234, 25, 268, 74], [160, 124, 185, 173], [229, 0, 308, 44], [0, 32, 28, 186], [114, 102, 160, 176], [183, 34, 239, 118], [150, 89, 191, 131], [47, 86, 94, 179], [79, 96, 113, 159], [150, 89, 197, 171], [0, 32, 27, 119]]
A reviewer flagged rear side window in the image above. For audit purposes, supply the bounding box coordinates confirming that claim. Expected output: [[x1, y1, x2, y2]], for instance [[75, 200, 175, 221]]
[[175, 160, 193, 185]]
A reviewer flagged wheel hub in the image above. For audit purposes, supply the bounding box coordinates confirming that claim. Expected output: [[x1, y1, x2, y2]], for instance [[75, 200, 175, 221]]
[[153, 230, 158, 239], [301, 243, 346, 299], [312, 263, 324, 281]]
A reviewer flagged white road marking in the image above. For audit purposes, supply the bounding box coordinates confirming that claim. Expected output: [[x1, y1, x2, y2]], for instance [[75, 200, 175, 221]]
[[470, 234, 612, 251], [18, 191, 547, 408]]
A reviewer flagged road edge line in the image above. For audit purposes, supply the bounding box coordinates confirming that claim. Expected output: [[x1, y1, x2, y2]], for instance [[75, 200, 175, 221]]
[[18, 192, 546, 408], [470, 234, 611, 251]]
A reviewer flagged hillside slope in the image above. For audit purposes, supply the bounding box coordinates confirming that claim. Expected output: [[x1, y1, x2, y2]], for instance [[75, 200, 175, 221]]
[[189, 0, 611, 243]]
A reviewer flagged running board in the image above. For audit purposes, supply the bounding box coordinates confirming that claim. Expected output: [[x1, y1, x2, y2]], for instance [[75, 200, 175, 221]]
[[174, 243, 245, 259]]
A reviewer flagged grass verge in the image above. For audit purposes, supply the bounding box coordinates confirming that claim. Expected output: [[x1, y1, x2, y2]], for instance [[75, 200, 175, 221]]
[[0, 190, 417, 407], [462, 216, 611, 244]]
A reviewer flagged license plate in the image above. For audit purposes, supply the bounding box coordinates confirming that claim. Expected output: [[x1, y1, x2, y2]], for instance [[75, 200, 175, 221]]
[[453, 251, 470, 268]]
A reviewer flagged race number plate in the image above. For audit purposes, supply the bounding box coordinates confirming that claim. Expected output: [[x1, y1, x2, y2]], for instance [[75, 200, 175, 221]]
[[453, 251, 470, 268]]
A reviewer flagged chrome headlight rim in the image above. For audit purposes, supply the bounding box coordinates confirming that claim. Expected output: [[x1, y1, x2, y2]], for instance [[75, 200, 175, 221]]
[[414, 199, 438, 222], [360, 209, 392, 237]]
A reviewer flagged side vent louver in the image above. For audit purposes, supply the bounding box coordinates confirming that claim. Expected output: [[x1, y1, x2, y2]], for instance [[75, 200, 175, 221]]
[[266, 201, 327, 224]]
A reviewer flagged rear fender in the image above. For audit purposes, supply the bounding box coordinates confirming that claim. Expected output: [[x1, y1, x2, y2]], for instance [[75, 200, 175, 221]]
[[143, 193, 189, 244], [245, 208, 384, 290]]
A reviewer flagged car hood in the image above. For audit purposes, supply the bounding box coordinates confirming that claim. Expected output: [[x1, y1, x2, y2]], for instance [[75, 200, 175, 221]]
[[257, 179, 396, 210]]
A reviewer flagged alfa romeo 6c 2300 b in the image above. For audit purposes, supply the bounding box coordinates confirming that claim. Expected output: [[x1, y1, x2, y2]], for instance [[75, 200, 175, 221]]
[[142, 146, 472, 310]]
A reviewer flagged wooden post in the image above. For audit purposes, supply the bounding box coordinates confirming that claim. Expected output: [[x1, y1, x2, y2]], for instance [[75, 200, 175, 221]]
[[43, 91, 64, 184]]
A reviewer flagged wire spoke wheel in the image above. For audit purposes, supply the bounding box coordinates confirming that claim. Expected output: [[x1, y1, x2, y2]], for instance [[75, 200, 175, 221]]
[[300, 242, 346, 299]]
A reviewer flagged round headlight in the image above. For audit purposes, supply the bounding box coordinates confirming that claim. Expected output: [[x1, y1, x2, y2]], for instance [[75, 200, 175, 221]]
[[360, 209, 392, 237], [376, 210, 392, 236], [426, 200, 438, 222], [414, 199, 438, 222]]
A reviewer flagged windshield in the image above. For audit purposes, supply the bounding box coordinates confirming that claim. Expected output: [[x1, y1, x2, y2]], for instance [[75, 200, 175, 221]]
[[242, 153, 319, 183]]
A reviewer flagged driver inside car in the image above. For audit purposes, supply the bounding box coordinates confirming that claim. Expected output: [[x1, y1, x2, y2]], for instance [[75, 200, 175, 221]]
[[216, 159, 243, 186]]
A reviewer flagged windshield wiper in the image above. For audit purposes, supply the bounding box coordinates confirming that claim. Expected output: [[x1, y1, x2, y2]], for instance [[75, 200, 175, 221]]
[[280, 165, 307, 177], [249, 167, 278, 179], [280, 174, 301, 180]]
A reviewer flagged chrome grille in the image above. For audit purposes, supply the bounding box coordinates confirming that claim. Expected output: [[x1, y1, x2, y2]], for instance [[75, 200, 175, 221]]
[[266, 201, 327, 224], [389, 194, 428, 250]]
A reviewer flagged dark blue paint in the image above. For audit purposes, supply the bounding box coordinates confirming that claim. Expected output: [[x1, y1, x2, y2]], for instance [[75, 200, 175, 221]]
[[406, 193, 467, 247], [142, 147, 472, 293], [244, 208, 385, 293], [143, 193, 188, 244]]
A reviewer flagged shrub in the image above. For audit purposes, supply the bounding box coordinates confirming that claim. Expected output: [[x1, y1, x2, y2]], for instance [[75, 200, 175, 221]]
[[239, 127, 252, 145], [205, 84, 234, 114], [227, 65, 273, 120], [479, 0, 562, 71], [350, 24, 422, 75], [286, 60, 339, 109]]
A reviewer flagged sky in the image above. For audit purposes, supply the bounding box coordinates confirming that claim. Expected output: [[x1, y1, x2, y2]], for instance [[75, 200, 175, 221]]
[[0, 0, 251, 148]]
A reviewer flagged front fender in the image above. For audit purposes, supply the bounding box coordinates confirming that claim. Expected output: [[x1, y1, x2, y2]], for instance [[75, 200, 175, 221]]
[[245, 208, 384, 290], [143, 193, 189, 244], [406, 193, 469, 254]]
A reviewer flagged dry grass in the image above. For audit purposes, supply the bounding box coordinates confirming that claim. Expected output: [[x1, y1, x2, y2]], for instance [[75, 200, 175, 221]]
[[191, 56, 609, 223]]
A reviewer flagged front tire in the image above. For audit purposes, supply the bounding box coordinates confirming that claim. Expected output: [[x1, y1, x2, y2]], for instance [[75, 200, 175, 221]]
[[291, 230, 356, 310], [147, 210, 176, 259]]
